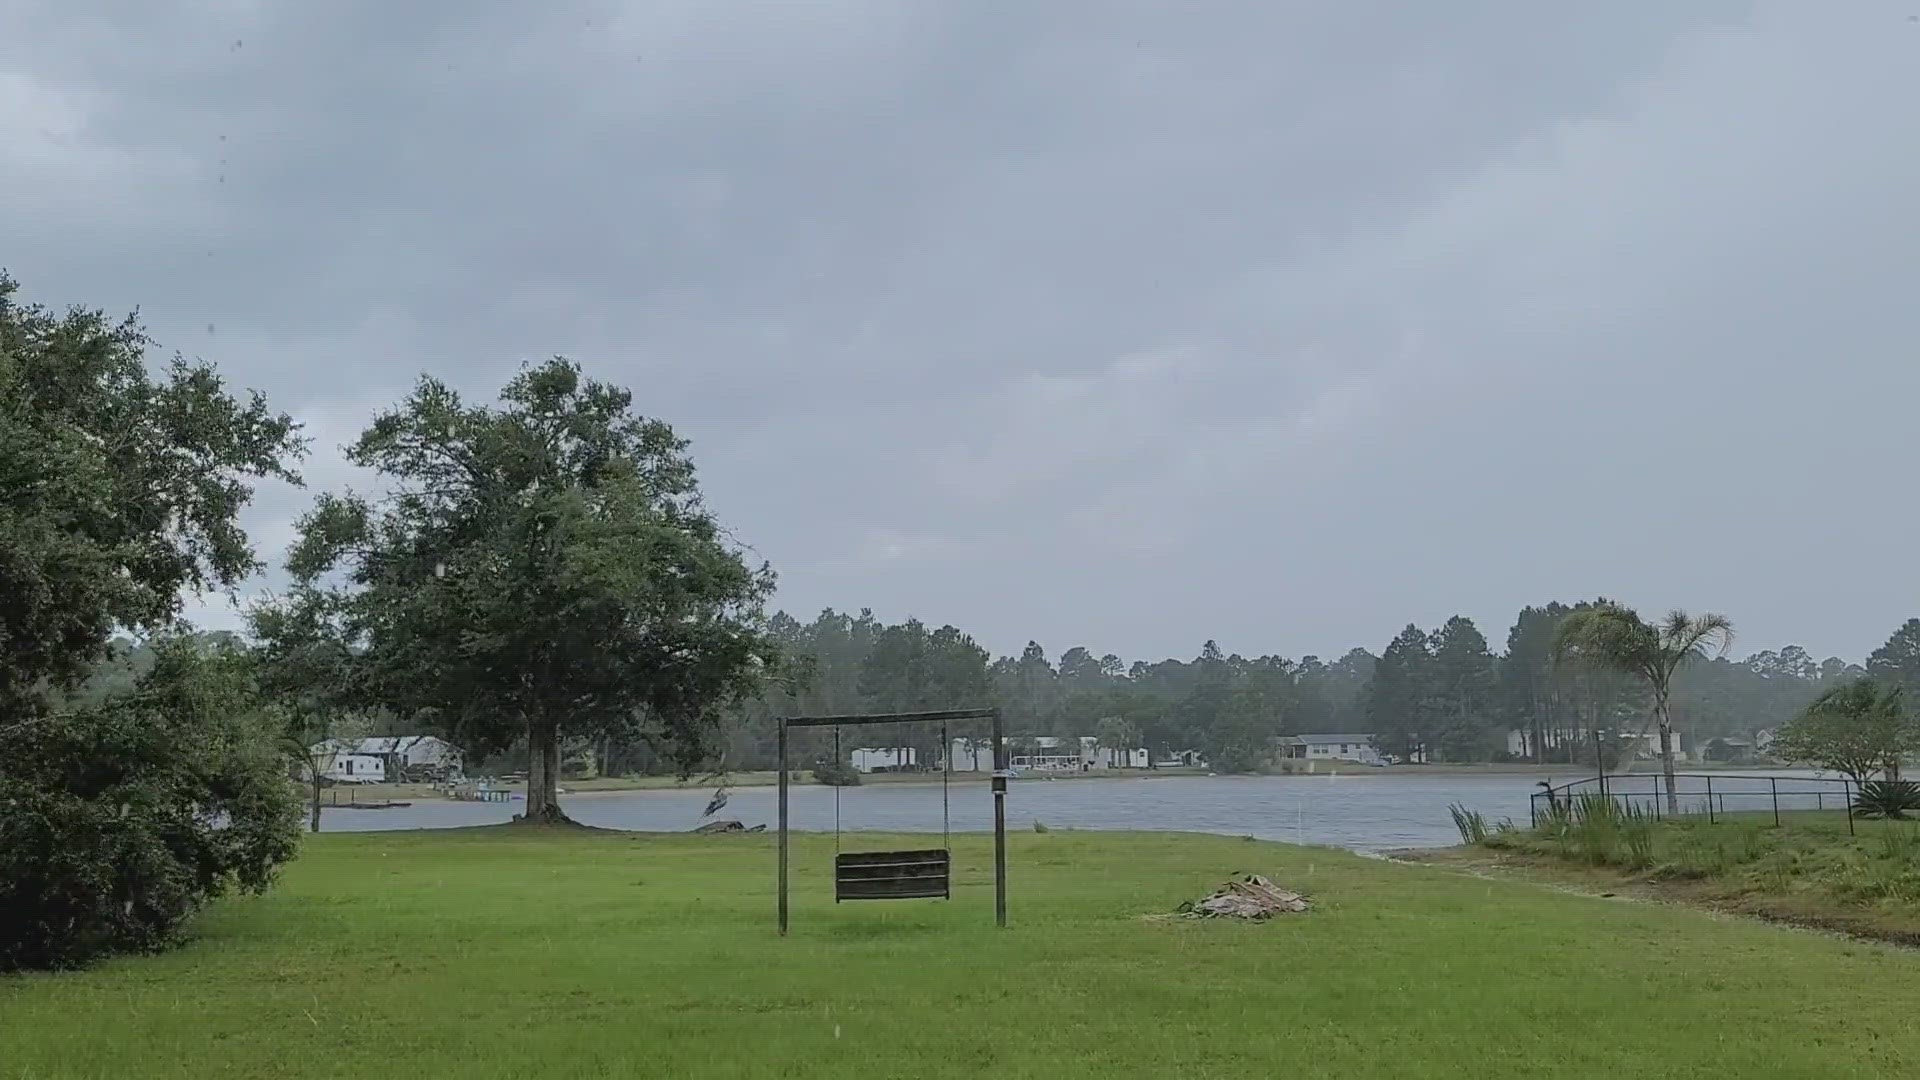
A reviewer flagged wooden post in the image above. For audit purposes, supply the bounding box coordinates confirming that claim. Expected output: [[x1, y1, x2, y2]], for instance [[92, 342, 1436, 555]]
[[992, 707, 1007, 929], [777, 718, 789, 937]]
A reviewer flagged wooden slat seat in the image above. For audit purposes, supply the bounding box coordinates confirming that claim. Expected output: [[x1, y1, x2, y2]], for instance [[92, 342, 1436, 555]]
[[835, 849, 950, 901]]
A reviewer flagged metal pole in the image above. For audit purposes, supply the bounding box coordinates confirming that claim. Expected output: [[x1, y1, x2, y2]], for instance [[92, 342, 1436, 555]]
[[1845, 778, 1855, 837], [1594, 729, 1605, 800], [1706, 775, 1714, 824], [1770, 777, 1780, 827], [992, 707, 1007, 929], [777, 718, 789, 937]]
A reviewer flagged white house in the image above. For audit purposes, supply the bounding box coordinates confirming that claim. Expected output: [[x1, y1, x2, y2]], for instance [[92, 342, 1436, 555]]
[[952, 736, 1147, 772], [1009, 737, 1073, 772], [316, 752, 386, 784], [312, 735, 464, 779], [1281, 733, 1382, 766], [850, 747, 917, 773]]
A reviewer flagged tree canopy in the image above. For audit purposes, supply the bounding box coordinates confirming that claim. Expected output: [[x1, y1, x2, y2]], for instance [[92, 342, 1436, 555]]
[[1770, 678, 1917, 784], [1, 274, 305, 969], [263, 360, 779, 821], [1553, 603, 1733, 811], [0, 273, 303, 711]]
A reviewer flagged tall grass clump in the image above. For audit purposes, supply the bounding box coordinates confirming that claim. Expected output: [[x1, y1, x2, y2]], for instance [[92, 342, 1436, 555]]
[[1530, 794, 1659, 869], [1448, 803, 1490, 845]]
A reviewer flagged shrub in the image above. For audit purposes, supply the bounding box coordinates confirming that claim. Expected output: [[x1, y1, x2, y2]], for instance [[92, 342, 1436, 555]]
[[0, 641, 302, 970], [810, 759, 861, 787], [1852, 780, 1920, 820]]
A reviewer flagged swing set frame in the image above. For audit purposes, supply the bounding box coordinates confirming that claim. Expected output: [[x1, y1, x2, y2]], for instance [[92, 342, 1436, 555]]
[[777, 708, 1006, 935]]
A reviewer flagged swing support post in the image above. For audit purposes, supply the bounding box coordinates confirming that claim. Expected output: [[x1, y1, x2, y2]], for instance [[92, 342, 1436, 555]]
[[776, 707, 1005, 935]]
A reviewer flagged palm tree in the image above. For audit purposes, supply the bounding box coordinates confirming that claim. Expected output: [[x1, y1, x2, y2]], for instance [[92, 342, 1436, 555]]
[[1552, 603, 1733, 814]]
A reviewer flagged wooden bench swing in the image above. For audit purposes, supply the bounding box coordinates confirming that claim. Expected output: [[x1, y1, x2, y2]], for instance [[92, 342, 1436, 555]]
[[777, 709, 1007, 934]]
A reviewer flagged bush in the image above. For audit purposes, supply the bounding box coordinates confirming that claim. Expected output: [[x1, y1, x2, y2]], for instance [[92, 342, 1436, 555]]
[[811, 760, 861, 787], [1852, 780, 1920, 820], [0, 641, 302, 970]]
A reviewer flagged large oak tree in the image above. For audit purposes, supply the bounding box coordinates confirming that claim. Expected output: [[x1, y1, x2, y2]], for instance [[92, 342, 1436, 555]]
[[273, 360, 778, 822]]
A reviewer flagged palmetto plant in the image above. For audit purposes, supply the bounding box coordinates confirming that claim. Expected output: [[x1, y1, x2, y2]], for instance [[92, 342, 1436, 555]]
[[1553, 603, 1733, 815], [1853, 780, 1920, 820]]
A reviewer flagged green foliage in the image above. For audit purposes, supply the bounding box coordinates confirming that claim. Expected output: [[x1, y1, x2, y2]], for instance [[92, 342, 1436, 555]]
[[1867, 619, 1920, 698], [262, 360, 780, 820], [1553, 603, 1733, 811], [0, 640, 302, 970], [713, 599, 1876, 774], [1852, 781, 1920, 820], [0, 275, 304, 968], [1448, 803, 1490, 845], [0, 272, 303, 712], [1369, 624, 1435, 762], [1552, 794, 1658, 869], [1772, 679, 1918, 785], [810, 759, 861, 787]]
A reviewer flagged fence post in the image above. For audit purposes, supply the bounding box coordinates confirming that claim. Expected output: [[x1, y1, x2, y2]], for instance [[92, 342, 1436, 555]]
[[1845, 779, 1855, 837], [1706, 775, 1715, 824], [1770, 777, 1779, 828]]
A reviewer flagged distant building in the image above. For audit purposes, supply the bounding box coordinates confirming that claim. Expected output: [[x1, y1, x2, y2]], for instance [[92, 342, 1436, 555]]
[[1703, 736, 1756, 763], [1506, 728, 1580, 759], [1009, 737, 1078, 772], [1278, 734, 1382, 766], [850, 747, 917, 773], [948, 737, 997, 772], [306, 749, 386, 784], [995, 736, 1150, 772], [314, 735, 464, 779]]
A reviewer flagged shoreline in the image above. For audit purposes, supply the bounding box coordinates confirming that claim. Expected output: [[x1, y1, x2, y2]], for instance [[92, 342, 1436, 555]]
[[315, 761, 1805, 807]]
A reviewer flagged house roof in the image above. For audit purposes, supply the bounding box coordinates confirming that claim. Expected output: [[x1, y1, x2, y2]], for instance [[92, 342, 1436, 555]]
[[1293, 733, 1373, 745], [315, 736, 458, 755]]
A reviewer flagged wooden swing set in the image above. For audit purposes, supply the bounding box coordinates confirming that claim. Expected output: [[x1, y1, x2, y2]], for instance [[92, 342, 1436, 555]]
[[776, 708, 1007, 935]]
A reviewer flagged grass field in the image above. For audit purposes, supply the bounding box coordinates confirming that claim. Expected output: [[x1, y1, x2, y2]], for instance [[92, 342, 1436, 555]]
[[4, 828, 1920, 1078]]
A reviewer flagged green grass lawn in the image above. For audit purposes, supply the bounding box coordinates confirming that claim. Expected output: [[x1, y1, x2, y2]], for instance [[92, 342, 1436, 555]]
[[5, 828, 1920, 1079]]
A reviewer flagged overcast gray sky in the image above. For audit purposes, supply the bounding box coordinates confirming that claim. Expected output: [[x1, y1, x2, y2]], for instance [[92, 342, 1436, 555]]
[[6, 2, 1917, 663]]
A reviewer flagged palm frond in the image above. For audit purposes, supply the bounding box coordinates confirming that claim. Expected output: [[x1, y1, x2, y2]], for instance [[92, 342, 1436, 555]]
[[1660, 609, 1734, 662], [1552, 603, 1656, 676]]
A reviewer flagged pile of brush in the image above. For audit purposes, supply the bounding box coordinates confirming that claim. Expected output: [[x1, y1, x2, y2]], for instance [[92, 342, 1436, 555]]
[[1172, 874, 1309, 919]]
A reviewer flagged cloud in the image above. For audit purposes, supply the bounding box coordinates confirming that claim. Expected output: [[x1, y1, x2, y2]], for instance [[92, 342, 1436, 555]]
[[10, 1, 1919, 661]]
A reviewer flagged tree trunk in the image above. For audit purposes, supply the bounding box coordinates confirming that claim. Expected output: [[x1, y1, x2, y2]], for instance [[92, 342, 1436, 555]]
[[309, 771, 323, 833], [522, 717, 570, 824], [1655, 696, 1680, 815]]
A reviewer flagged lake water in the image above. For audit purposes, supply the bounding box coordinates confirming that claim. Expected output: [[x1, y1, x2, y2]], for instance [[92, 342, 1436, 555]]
[[321, 769, 1847, 851]]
